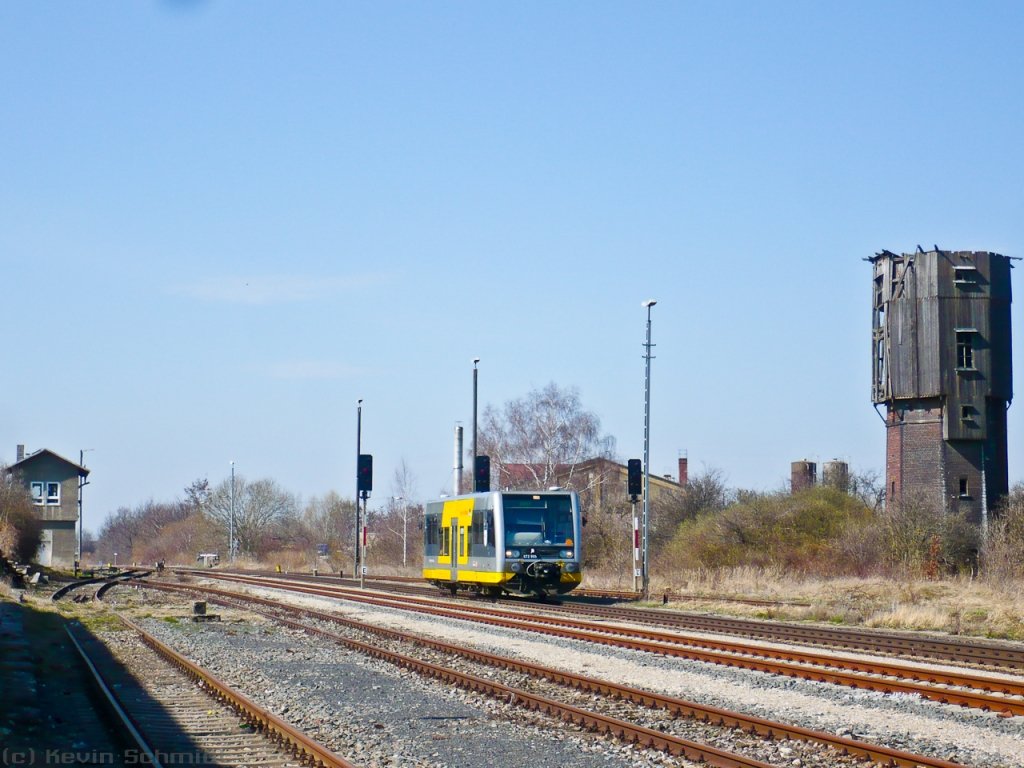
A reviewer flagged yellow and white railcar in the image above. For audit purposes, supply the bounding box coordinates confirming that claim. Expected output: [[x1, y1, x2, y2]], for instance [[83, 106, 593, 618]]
[[422, 490, 583, 598]]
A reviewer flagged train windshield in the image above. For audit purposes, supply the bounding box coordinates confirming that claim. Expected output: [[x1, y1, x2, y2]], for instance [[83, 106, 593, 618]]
[[502, 494, 574, 547]]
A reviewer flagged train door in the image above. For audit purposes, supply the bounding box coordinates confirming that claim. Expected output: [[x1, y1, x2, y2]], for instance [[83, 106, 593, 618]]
[[450, 519, 459, 582]]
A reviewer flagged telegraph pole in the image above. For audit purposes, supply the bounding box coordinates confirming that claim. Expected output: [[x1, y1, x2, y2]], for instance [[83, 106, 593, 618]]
[[641, 299, 657, 600], [355, 399, 363, 576], [76, 449, 92, 576]]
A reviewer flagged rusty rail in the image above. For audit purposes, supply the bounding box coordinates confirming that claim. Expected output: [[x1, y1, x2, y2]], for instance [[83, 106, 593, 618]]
[[115, 614, 357, 768], [138, 579, 967, 768], [173, 566, 1024, 670], [183, 572, 1024, 715], [127, 582, 772, 768]]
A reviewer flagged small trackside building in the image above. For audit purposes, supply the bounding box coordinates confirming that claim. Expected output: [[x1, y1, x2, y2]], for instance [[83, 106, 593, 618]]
[[6, 445, 90, 566]]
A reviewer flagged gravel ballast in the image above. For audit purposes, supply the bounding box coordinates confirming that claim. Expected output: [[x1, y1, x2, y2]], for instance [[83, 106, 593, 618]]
[[180, 581, 1024, 768], [132, 611, 695, 768]]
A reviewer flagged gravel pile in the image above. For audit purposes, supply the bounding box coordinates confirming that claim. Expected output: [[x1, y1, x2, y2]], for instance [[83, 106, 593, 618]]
[[191, 582, 1024, 768]]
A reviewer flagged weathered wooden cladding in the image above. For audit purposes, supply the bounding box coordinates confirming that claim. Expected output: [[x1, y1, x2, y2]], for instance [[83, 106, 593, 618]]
[[869, 249, 1014, 522]]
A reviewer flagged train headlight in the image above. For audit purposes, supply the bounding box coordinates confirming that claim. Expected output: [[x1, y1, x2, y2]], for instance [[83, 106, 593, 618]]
[[511, 562, 523, 573], [560, 549, 574, 559], [565, 563, 579, 573], [506, 549, 520, 558]]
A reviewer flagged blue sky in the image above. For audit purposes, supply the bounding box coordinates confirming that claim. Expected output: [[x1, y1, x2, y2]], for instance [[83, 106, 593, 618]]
[[2, 2, 1022, 534]]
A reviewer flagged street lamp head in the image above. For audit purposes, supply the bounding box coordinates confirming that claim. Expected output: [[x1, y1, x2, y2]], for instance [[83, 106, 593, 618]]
[[473, 357, 480, 365], [642, 299, 657, 308]]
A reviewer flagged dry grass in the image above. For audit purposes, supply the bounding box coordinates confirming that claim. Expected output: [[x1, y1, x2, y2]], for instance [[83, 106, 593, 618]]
[[586, 567, 1024, 641]]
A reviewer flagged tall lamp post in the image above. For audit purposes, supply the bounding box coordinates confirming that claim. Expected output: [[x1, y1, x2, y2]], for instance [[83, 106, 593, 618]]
[[641, 299, 657, 600], [229, 461, 236, 563], [355, 399, 363, 576], [472, 357, 480, 485], [393, 496, 407, 567]]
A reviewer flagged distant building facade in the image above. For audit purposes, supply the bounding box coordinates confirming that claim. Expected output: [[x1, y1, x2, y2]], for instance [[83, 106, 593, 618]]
[[6, 445, 89, 566], [500, 456, 688, 505], [869, 248, 1014, 525]]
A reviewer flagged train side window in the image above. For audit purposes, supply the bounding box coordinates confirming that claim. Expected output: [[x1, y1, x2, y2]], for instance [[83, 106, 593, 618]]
[[469, 509, 495, 557], [459, 527, 466, 558], [424, 515, 441, 556], [440, 526, 450, 557]]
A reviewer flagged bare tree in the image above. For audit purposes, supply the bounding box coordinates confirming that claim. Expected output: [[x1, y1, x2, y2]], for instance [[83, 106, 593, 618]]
[[981, 483, 1024, 582], [847, 468, 885, 510], [479, 382, 615, 490], [301, 491, 357, 566], [0, 466, 41, 562], [205, 475, 298, 557], [183, 477, 211, 513], [382, 459, 417, 567], [95, 506, 145, 563]]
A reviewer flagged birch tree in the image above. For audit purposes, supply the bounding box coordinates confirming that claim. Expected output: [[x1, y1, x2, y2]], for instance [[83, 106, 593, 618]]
[[479, 382, 615, 490]]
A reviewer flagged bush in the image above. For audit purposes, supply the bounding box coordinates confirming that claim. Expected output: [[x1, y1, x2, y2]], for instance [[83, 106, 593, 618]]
[[982, 484, 1024, 582], [0, 469, 41, 562], [878, 494, 980, 576], [655, 487, 877, 576]]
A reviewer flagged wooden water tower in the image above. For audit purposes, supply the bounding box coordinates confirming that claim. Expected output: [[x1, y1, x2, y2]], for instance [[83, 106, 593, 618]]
[[869, 248, 1014, 525]]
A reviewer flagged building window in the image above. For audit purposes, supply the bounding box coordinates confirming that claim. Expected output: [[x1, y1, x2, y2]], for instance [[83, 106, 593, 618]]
[[30, 481, 60, 506], [961, 404, 974, 422], [956, 331, 975, 370], [958, 477, 970, 498], [954, 265, 978, 286]]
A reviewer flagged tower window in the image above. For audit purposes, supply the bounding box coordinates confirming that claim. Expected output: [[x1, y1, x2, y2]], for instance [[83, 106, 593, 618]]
[[954, 265, 978, 285], [960, 404, 974, 421], [958, 477, 970, 498], [956, 331, 976, 370]]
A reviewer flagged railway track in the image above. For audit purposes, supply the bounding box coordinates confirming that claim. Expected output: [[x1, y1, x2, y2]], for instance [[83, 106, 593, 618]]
[[51, 569, 151, 602], [175, 570, 1024, 717], [67, 613, 355, 768], [119, 579, 970, 768], [183, 568, 1024, 671]]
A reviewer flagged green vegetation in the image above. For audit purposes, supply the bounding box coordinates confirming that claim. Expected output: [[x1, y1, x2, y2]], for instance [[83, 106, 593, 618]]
[[656, 487, 872, 575], [80, 611, 127, 632]]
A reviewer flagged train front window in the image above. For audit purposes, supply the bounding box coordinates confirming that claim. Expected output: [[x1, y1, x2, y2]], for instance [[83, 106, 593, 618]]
[[502, 494, 574, 546]]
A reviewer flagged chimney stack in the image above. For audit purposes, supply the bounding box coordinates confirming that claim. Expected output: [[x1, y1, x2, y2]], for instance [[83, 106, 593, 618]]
[[16, 444, 25, 462], [678, 456, 688, 487], [791, 460, 817, 493]]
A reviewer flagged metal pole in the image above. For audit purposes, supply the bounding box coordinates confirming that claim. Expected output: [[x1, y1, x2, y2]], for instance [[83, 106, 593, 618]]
[[78, 450, 83, 574], [355, 399, 362, 574], [395, 496, 407, 567], [76, 449, 93, 576], [472, 358, 480, 487], [631, 498, 639, 592], [453, 425, 464, 495], [641, 300, 657, 600], [359, 495, 366, 589], [229, 461, 235, 563]]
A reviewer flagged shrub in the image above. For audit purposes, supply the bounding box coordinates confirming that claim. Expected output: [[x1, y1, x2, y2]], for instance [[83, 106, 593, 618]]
[[982, 484, 1024, 582], [655, 487, 877, 576]]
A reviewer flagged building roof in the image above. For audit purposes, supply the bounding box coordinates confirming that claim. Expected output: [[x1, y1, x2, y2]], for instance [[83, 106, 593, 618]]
[[7, 448, 90, 477], [501, 456, 683, 490]]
